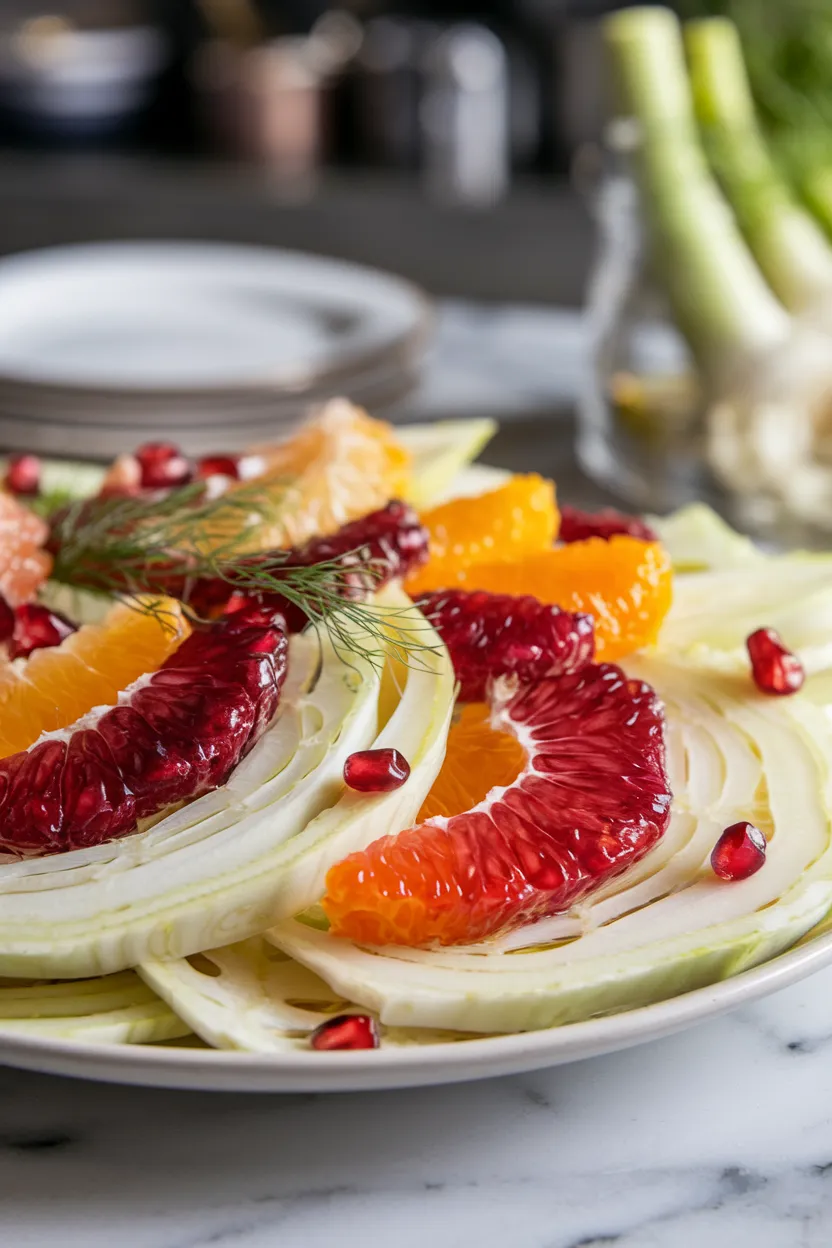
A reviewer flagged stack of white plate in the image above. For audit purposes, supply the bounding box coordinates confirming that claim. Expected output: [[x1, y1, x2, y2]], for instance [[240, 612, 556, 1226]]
[[0, 242, 433, 460]]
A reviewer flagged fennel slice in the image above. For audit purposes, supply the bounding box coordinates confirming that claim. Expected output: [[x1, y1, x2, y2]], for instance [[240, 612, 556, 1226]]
[[267, 652, 832, 1034], [0, 971, 190, 1044]]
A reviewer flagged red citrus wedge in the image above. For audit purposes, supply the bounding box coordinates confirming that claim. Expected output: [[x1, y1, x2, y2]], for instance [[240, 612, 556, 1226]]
[[323, 663, 671, 946], [0, 599, 189, 759], [415, 588, 594, 701], [0, 603, 287, 857], [414, 537, 672, 662]]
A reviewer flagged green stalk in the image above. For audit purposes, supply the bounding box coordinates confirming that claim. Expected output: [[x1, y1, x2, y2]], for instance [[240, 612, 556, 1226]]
[[685, 16, 832, 314], [603, 7, 791, 386]]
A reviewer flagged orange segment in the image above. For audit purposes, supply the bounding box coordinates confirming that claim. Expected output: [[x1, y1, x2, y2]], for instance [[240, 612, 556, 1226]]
[[0, 599, 188, 758], [405, 475, 558, 595], [0, 494, 51, 606], [243, 399, 411, 549], [424, 537, 672, 661], [418, 703, 526, 822]]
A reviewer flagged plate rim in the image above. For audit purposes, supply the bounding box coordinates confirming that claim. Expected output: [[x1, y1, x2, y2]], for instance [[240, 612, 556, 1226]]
[[3, 927, 831, 1093], [0, 241, 434, 397]]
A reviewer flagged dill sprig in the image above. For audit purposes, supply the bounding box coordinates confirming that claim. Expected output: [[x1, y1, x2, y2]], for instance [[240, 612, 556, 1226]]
[[48, 483, 439, 672]]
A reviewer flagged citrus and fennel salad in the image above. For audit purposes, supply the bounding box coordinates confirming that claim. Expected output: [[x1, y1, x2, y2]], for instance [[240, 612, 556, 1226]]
[[0, 401, 829, 1054]]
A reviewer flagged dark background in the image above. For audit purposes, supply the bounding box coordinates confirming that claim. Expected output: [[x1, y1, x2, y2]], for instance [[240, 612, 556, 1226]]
[[0, 0, 665, 304]]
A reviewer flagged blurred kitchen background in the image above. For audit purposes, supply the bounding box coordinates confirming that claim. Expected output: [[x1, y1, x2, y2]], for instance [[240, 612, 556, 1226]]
[[2, 0, 831, 541], [0, 0, 622, 303]]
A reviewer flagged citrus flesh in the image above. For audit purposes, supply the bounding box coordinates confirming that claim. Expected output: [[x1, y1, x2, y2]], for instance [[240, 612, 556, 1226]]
[[243, 401, 412, 549], [324, 664, 671, 947], [0, 494, 52, 607], [0, 599, 189, 759], [405, 474, 558, 595]]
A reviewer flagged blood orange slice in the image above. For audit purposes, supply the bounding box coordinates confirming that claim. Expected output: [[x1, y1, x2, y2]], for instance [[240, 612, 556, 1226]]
[[404, 475, 558, 596], [417, 702, 526, 822], [0, 600, 189, 759], [0, 493, 51, 607], [417, 537, 672, 662], [187, 501, 429, 626], [415, 589, 594, 702], [323, 663, 671, 946], [0, 603, 287, 857], [558, 505, 658, 543]]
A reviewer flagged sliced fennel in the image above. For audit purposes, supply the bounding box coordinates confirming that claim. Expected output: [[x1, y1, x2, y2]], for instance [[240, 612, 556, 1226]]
[[0, 615, 379, 979], [268, 651, 832, 1034], [686, 17, 832, 324], [0, 972, 190, 1044], [140, 937, 462, 1051], [0, 588, 453, 981], [139, 596, 455, 1000], [397, 419, 497, 509], [659, 555, 832, 662], [651, 504, 832, 671], [605, 8, 832, 526], [648, 503, 764, 571]]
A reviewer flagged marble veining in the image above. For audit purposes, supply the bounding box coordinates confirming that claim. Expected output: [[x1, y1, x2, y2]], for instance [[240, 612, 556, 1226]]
[[5, 964, 832, 1246], [2, 301, 831, 1247]]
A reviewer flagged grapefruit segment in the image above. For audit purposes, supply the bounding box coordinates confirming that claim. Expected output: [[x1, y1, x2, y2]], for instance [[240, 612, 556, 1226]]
[[243, 400, 412, 549], [0, 494, 51, 607], [419, 537, 673, 662], [405, 475, 558, 595], [0, 603, 288, 857], [0, 600, 189, 759], [323, 663, 672, 946]]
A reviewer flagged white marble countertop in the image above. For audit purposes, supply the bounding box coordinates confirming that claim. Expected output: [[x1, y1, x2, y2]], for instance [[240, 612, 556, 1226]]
[[4, 962, 832, 1247], [3, 301, 831, 1247]]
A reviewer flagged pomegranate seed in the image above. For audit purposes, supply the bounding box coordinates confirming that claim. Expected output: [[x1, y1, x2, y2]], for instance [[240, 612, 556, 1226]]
[[559, 505, 658, 543], [135, 442, 193, 491], [0, 594, 14, 644], [344, 748, 411, 793], [9, 603, 76, 660], [310, 1014, 380, 1051], [5, 454, 41, 497], [746, 628, 804, 696], [197, 455, 241, 480], [711, 821, 767, 881]]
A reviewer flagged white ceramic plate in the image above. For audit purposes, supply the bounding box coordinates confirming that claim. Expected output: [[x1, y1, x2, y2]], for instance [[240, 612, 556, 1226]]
[[1, 929, 831, 1092], [0, 242, 431, 393]]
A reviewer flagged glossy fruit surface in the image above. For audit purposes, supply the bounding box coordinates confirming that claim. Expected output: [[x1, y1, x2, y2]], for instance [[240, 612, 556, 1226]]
[[310, 1014, 380, 1051], [746, 628, 805, 696], [559, 505, 657, 543], [324, 662, 671, 946], [197, 455, 241, 480], [424, 537, 673, 662], [711, 822, 767, 881], [344, 749, 411, 793], [4, 454, 41, 497], [243, 400, 411, 549], [187, 500, 429, 626], [417, 703, 526, 822], [405, 475, 558, 595], [415, 588, 594, 701], [8, 603, 76, 660], [136, 442, 194, 490], [0, 494, 52, 607], [0, 600, 188, 759], [0, 603, 287, 856]]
